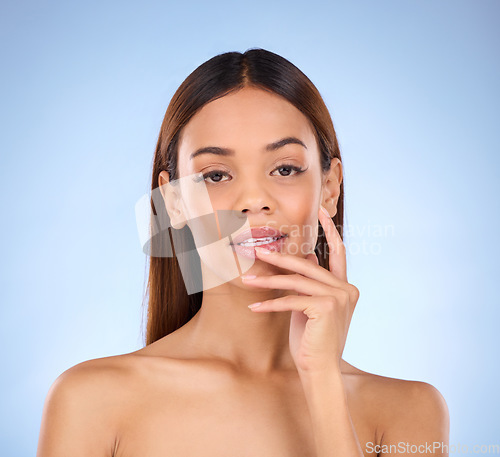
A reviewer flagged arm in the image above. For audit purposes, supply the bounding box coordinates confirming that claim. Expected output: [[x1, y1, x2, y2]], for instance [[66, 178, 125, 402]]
[[379, 381, 450, 457], [37, 362, 119, 457], [300, 369, 364, 457]]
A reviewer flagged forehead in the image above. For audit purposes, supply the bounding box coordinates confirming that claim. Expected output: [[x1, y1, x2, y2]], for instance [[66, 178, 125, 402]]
[[177, 87, 317, 163]]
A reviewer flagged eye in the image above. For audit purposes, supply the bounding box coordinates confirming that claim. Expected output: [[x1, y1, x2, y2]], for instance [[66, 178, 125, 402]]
[[201, 170, 231, 184], [196, 163, 306, 185], [271, 164, 306, 177]]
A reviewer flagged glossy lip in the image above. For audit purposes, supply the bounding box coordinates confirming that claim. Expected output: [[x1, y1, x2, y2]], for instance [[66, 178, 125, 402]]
[[229, 226, 287, 246], [230, 232, 288, 259]]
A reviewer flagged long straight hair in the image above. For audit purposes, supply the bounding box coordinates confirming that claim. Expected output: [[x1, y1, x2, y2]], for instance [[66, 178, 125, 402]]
[[142, 48, 345, 346]]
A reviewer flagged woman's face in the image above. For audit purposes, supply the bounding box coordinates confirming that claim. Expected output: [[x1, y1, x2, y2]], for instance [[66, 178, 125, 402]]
[[161, 86, 336, 286]]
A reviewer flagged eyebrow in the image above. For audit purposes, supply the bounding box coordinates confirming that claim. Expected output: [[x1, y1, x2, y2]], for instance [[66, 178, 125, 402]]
[[189, 136, 307, 160]]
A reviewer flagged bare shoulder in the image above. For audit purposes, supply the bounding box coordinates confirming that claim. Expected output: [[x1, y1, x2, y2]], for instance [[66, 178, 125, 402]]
[[37, 353, 140, 457], [48, 353, 139, 405], [342, 360, 450, 452]]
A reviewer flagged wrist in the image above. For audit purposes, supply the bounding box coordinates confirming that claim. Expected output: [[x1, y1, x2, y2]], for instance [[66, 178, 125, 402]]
[[297, 365, 343, 383], [298, 366, 345, 397]]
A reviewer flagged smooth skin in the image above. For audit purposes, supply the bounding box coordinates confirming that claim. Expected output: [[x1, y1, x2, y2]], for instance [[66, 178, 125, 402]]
[[37, 87, 449, 457]]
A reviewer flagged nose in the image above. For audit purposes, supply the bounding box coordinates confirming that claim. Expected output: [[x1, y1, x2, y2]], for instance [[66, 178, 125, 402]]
[[235, 179, 275, 215], [241, 204, 271, 214]]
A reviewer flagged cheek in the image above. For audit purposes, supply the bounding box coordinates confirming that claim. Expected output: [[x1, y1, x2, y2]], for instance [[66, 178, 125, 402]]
[[287, 211, 318, 241], [284, 200, 320, 256], [282, 181, 320, 226], [290, 183, 321, 246], [177, 172, 216, 217]]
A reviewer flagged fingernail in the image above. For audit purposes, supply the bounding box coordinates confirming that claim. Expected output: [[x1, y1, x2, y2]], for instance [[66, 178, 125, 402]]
[[241, 274, 257, 280], [248, 302, 262, 309], [320, 205, 330, 217], [254, 247, 272, 254]]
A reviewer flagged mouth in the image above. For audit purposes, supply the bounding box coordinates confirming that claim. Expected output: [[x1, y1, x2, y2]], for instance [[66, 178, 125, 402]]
[[229, 227, 288, 258], [229, 226, 287, 245], [236, 234, 287, 247]]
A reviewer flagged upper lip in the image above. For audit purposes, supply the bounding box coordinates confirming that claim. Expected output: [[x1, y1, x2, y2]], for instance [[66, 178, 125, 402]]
[[230, 226, 287, 245]]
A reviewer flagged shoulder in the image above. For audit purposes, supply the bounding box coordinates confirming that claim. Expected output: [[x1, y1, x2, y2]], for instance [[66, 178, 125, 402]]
[[48, 354, 137, 403], [342, 362, 449, 451], [37, 354, 139, 456], [342, 360, 448, 415], [369, 374, 448, 423]]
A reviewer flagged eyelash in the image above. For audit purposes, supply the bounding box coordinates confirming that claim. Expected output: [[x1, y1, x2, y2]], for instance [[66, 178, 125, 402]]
[[198, 163, 306, 184]]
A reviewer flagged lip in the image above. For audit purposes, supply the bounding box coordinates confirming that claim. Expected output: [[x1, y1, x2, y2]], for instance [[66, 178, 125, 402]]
[[229, 226, 288, 259], [229, 226, 287, 246]]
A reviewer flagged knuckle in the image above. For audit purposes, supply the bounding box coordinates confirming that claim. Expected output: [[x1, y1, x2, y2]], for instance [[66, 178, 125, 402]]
[[337, 289, 350, 304], [336, 241, 346, 252], [348, 284, 360, 300], [326, 295, 338, 309]]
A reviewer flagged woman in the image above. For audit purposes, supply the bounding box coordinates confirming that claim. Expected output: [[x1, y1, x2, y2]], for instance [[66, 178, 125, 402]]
[[37, 48, 450, 457]]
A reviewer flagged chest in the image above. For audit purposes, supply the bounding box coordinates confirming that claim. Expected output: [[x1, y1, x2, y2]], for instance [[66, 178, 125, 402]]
[[114, 372, 377, 457]]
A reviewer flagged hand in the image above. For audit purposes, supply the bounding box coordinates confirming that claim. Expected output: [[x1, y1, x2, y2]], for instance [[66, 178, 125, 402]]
[[241, 206, 360, 375]]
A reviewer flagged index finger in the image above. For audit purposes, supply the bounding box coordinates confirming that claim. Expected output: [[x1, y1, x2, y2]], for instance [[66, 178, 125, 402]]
[[318, 205, 347, 282]]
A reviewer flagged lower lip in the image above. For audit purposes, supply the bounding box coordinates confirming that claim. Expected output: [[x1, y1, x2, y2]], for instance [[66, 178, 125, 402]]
[[230, 235, 288, 259]]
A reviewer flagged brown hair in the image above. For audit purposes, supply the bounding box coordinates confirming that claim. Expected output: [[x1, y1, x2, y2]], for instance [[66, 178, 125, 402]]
[[141, 48, 344, 346]]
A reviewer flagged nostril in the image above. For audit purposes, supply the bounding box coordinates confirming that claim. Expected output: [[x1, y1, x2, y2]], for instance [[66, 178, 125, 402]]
[[241, 206, 271, 213]]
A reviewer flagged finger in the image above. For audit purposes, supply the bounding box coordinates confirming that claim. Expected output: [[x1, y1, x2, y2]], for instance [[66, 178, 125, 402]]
[[318, 205, 347, 282], [242, 273, 341, 297], [306, 252, 319, 265], [254, 247, 344, 289], [248, 294, 343, 321], [297, 254, 319, 296]]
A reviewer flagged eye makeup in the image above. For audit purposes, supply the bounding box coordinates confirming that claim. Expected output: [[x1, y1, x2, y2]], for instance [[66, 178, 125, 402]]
[[193, 163, 308, 184]]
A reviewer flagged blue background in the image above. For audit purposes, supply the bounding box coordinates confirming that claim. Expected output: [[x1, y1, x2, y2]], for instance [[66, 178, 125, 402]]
[[1, 0, 498, 454]]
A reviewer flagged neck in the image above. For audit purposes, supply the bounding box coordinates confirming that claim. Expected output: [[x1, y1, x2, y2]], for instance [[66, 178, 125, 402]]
[[180, 261, 300, 376]]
